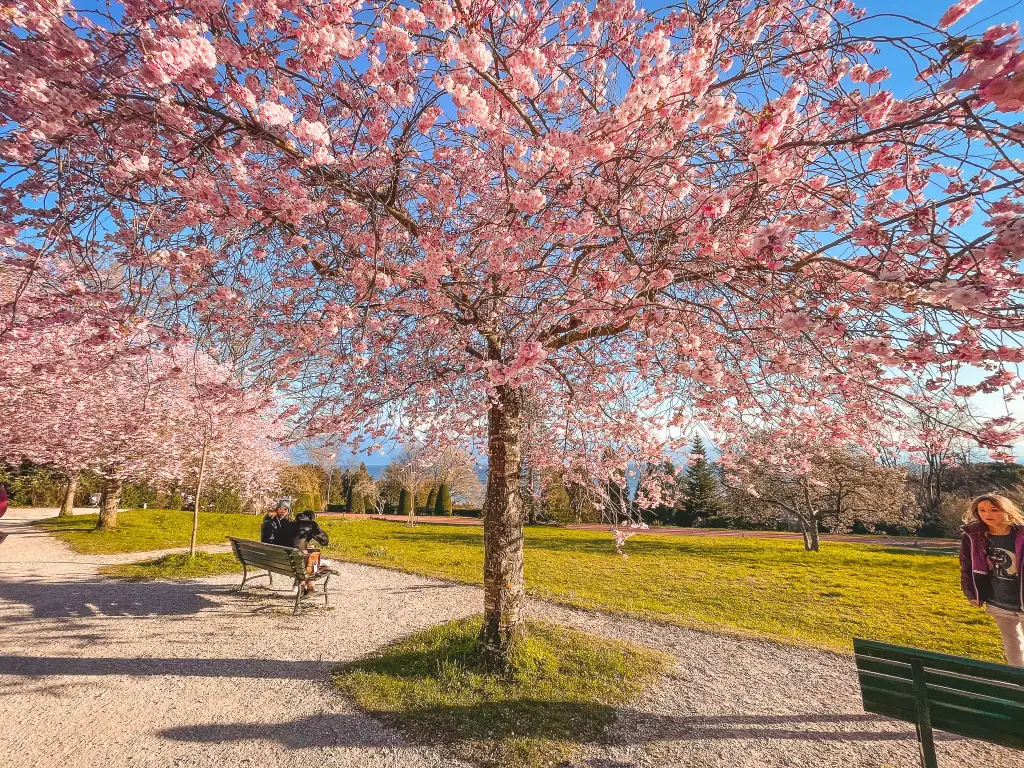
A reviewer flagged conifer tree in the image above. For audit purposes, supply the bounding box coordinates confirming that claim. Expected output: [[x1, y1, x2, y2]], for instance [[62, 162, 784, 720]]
[[681, 436, 722, 525], [434, 484, 453, 516]]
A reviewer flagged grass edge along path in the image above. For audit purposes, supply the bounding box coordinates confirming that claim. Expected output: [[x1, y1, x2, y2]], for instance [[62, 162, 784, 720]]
[[99, 551, 242, 581], [35, 509, 259, 554], [334, 616, 669, 768], [37, 510, 1002, 662]]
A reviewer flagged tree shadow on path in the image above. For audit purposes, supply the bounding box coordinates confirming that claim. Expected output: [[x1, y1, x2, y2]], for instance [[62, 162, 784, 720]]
[[158, 706, 937, 750], [0, 577, 228, 621], [0, 654, 325, 680]]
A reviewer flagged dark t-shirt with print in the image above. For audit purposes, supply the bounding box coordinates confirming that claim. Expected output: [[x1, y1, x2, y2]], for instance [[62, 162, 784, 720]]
[[986, 533, 1021, 611]]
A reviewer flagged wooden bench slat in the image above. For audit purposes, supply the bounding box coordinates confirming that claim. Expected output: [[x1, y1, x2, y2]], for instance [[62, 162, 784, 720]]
[[858, 670, 915, 694], [854, 639, 1024, 686], [233, 551, 298, 570], [231, 542, 296, 558], [926, 686, 1024, 721], [859, 693, 915, 722], [229, 542, 298, 562], [926, 670, 1024, 705], [858, 666, 1024, 707], [860, 684, 915, 712], [929, 703, 1024, 739], [855, 655, 911, 680], [234, 556, 300, 576]]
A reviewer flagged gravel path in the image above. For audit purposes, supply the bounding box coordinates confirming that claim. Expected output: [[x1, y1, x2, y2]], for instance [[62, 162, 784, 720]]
[[1, 508, 1020, 768]]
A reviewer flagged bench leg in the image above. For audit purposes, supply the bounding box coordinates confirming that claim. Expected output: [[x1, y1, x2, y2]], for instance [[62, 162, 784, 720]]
[[293, 578, 302, 615], [911, 659, 939, 768], [238, 566, 271, 591], [322, 572, 331, 608]]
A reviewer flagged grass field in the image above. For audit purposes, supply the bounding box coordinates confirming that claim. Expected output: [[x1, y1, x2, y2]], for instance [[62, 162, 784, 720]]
[[99, 552, 242, 581], [36, 509, 259, 553], [335, 616, 667, 768], [39, 510, 1001, 660]]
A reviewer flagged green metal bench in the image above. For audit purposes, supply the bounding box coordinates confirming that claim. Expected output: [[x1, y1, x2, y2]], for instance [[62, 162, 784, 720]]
[[227, 537, 332, 614], [854, 638, 1024, 767]]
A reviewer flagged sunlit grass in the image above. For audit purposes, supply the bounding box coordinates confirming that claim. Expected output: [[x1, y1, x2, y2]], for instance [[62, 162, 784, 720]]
[[100, 551, 242, 581], [36, 509, 258, 554], [335, 616, 667, 768], [38, 510, 1000, 660], [322, 518, 999, 661]]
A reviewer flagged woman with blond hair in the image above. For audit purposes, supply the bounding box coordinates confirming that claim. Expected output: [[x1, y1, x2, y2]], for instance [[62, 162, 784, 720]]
[[960, 493, 1024, 666]]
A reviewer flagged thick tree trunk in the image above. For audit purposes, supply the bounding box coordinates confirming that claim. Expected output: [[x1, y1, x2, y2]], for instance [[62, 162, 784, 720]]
[[96, 477, 121, 531], [59, 474, 78, 517], [479, 386, 526, 667], [189, 441, 210, 557]]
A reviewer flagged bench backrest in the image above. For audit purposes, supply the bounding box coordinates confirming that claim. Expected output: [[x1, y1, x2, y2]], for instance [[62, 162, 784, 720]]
[[854, 638, 1024, 750], [227, 537, 306, 578]]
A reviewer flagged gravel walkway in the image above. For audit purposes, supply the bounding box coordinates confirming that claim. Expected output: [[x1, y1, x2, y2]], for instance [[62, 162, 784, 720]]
[[1, 508, 1019, 768]]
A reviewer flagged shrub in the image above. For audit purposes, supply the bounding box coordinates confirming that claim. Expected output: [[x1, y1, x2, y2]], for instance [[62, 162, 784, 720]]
[[434, 484, 453, 516], [350, 491, 365, 514]]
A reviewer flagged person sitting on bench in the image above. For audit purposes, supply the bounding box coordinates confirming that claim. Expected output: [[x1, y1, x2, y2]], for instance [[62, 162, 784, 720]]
[[279, 510, 331, 594], [260, 503, 290, 545]]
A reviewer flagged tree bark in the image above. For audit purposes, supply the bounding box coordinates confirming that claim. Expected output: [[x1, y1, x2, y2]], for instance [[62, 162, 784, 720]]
[[96, 477, 122, 531], [189, 440, 210, 557], [479, 385, 526, 668], [799, 517, 821, 552], [59, 474, 78, 517]]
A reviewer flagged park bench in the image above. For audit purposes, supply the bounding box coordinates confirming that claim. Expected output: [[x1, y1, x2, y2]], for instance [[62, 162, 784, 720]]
[[853, 638, 1024, 768], [227, 537, 332, 615]]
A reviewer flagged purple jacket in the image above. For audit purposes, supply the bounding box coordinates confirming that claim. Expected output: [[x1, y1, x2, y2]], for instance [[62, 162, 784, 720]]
[[959, 520, 1024, 608]]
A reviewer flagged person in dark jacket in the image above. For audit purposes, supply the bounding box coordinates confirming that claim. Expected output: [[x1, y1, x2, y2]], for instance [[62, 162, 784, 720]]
[[277, 510, 331, 594], [278, 510, 329, 551], [959, 493, 1024, 666], [260, 503, 290, 544]]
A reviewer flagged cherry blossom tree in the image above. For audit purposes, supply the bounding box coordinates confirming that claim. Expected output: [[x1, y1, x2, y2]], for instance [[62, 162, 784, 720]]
[[0, 262, 282, 529], [5, 0, 1024, 662], [725, 435, 918, 550]]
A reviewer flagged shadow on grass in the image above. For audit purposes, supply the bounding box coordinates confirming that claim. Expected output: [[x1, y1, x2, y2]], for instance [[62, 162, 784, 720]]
[[875, 546, 960, 558], [331, 518, 959, 564]]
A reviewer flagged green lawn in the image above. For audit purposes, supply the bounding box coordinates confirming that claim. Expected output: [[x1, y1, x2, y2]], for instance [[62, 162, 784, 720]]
[[99, 552, 242, 581], [335, 616, 667, 768], [36, 509, 258, 553], [322, 518, 999, 661], [38, 510, 1000, 661]]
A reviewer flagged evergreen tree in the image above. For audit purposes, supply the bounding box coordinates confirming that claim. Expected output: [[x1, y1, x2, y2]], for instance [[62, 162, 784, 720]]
[[425, 486, 437, 514], [345, 483, 354, 513], [398, 487, 412, 515], [434, 484, 453, 516], [351, 490, 365, 514], [680, 436, 722, 524], [542, 472, 571, 522]]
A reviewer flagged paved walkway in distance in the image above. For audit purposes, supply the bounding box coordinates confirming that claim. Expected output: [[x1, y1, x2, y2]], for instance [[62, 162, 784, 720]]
[[1, 508, 1015, 768], [324, 511, 956, 549]]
